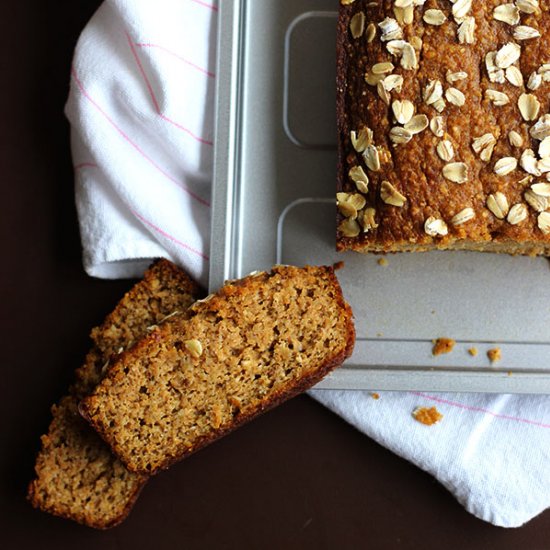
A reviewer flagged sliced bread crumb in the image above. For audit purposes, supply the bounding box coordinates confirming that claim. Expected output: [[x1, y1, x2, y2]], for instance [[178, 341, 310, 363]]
[[80, 265, 356, 475], [28, 260, 201, 528]]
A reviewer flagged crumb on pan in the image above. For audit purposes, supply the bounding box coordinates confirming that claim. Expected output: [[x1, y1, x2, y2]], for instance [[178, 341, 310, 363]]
[[412, 406, 443, 426], [377, 257, 388, 267], [468, 347, 478, 357], [432, 338, 456, 356], [487, 347, 502, 364], [371, 392, 380, 400]]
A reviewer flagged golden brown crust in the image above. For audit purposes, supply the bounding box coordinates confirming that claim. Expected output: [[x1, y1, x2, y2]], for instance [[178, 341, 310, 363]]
[[71, 259, 202, 399], [337, 0, 550, 254], [79, 265, 356, 475], [28, 259, 202, 529]]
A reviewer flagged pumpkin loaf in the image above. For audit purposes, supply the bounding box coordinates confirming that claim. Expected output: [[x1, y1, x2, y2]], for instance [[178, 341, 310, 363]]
[[337, 0, 550, 254], [27, 259, 202, 529], [80, 265, 355, 475]]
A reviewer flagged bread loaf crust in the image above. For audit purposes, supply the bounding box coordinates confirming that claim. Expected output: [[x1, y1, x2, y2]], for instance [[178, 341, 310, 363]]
[[337, 0, 550, 254]]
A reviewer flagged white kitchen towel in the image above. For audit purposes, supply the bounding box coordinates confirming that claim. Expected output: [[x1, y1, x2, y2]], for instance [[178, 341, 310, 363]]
[[311, 389, 550, 528], [66, 0, 550, 528], [66, 0, 216, 287]]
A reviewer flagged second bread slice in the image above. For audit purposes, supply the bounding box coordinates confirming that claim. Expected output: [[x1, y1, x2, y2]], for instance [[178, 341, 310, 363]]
[[80, 265, 355, 475], [27, 259, 202, 528]]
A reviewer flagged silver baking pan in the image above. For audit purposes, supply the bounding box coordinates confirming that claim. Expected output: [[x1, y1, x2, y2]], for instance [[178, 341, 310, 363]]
[[210, 0, 550, 393]]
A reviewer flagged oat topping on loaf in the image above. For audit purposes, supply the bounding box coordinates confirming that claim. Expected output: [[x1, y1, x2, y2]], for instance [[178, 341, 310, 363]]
[[337, 0, 550, 255], [27, 260, 201, 529], [79, 265, 355, 475]]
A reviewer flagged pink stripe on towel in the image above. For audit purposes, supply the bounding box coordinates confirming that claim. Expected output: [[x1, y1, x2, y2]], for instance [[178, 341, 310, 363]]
[[126, 33, 214, 146], [132, 209, 209, 261], [135, 43, 215, 78], [189, 0, 218, 12], [71, 67, 211, 207], [411, 392, 550, 429]]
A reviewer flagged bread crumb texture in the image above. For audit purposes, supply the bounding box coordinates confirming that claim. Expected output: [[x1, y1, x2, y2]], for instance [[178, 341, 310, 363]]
[[413, 406, 443, 426], [80, 265, 355, 475], [432, 337, 456, 356], [28, 260, 201, 529]]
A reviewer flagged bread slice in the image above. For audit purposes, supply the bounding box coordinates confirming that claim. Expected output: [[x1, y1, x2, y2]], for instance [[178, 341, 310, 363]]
[[80, 265, 355, 475], [27, 260, 202, 529]]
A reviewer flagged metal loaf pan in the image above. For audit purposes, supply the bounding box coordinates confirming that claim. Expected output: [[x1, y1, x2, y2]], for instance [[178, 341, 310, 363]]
[[211, 0, 550, 393]]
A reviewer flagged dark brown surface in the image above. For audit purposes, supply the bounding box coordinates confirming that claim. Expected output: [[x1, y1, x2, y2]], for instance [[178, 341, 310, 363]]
[[1, 1, 549, 548]]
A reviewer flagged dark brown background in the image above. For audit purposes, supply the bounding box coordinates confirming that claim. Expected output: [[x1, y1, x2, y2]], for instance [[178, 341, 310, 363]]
[[1, 2, 549, 548]]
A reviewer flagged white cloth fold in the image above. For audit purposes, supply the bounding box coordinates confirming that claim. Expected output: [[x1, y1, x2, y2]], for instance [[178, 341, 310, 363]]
[[67, 0, 216, 287], [66, 0, 550, 528]]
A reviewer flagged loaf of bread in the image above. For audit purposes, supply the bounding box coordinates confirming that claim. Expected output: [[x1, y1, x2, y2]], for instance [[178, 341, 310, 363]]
[[80, 265, 355, 475], [337, 0, 550, 254], [27, 260, 202, 529]]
